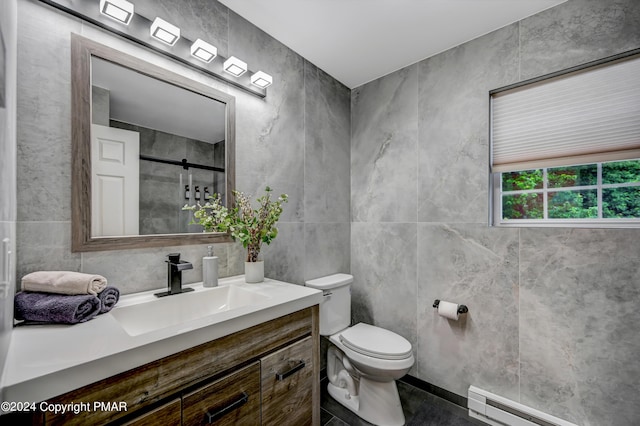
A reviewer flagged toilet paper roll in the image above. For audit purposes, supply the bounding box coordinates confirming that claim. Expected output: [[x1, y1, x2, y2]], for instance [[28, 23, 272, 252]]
[[437, 300, 460, 320]]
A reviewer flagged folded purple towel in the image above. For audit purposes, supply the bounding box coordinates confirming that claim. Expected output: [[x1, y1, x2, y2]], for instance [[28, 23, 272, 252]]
[[14, 292, 101, 324], [98, 286, 120, 313]]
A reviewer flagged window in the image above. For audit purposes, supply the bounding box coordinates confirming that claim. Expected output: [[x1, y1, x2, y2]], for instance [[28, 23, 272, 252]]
[[490, 51, 640, 227], [497, 159, 640, 224]]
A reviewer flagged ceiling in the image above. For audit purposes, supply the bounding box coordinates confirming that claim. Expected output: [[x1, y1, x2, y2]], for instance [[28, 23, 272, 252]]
[[219, 0, 567, 89]]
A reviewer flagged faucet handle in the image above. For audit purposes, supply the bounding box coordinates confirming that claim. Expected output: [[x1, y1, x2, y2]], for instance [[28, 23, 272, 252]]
[[176, 261, 193, 272], [167, 253, 181, 263]]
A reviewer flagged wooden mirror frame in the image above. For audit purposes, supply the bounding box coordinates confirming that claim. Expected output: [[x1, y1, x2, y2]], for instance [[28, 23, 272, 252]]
[[71, 34, 235, 252]]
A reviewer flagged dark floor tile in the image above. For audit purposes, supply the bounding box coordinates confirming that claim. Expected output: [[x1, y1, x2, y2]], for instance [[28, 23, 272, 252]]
[[321, 376, 487, 426], [322, 407, 337, 425], [407, 400, 478, 426], [325, 416, 352, 426], [397, 380, 432, 419]]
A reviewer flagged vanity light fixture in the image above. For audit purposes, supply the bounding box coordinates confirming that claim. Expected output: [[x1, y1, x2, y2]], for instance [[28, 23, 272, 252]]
[[150, 17, 180, 46], [190, 39, 217, 63], [223, 56, 248, 77], [99, 0, 134, 25], [43, 0, 269, 97], [250, 71, 273, 88]]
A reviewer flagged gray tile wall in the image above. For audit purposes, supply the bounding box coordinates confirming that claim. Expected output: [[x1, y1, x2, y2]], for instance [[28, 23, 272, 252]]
[[350, 0, 640, 424], [0, 0, 17, 396], [15, 0, 350, 295], [12, 0, 640, 423]]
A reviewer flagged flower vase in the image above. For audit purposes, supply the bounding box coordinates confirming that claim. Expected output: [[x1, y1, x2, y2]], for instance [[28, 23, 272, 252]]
[[245, 260, 264, 283]]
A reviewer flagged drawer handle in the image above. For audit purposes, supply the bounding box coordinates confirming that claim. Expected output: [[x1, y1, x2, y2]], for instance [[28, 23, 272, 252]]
[[205, 392, 249, 424], [276, 360, 306, 381]]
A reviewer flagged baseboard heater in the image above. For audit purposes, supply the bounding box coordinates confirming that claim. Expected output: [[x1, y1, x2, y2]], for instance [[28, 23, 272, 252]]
[[468, 386, 579, 426]]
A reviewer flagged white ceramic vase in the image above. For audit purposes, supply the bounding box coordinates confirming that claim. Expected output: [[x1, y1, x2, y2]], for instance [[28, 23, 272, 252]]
[[244, 260, 264, 283]]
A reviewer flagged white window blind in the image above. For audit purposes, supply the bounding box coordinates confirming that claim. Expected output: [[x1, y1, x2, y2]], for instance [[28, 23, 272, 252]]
[[491, 54, 640, 173]]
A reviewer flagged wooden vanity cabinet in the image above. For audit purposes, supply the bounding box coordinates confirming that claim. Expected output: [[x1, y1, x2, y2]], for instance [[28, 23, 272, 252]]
[[261, 337, 314, 426], [33, 306, 319, 426]]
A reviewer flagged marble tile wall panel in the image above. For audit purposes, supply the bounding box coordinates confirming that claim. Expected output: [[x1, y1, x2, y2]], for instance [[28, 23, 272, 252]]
[[16, 1, 81, 222], [416, 223, 519, 399], [520, 0, 640, 81], [229, 11, 305, 223], [520, 228, 640, 425], [81, 243, 230, 294], [304, 61, 351, 224], [226, 239, 248, 277], [0, 0, 16, 225], [0, 106, 14, 222], [351, 65, 418, 223], [350, 222, 417, 372], [1, 0, 16, 223], [16, 222, 81, 287], [304, 222, 350, 282], [417, 24, 519, 224], [261, 222, 305, 285]]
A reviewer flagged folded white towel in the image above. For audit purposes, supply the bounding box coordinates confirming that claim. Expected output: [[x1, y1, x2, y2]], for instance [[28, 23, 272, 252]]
[[21, 271, 108, 296]]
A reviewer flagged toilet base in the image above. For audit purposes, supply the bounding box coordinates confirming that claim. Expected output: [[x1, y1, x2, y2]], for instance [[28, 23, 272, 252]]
[[328, 377, 406, 426]]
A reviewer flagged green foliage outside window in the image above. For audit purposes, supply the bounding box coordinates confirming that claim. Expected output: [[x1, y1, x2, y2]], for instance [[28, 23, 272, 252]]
[[502, 193, 543, 219], [548, 190, 597, 219], [603, 160, 640, 184], [603, 187, 640, 218], [501, 159, 640, 221], [501, 170, 542, 191], [548, 164, 597, 188]]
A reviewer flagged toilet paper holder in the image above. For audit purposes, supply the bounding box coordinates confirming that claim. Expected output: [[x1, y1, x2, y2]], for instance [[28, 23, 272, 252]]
[[433, 299, 468, 314]]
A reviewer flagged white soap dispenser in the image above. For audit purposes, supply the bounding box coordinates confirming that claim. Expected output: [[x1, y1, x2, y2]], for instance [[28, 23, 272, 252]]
[[202, 245, 218, 287]]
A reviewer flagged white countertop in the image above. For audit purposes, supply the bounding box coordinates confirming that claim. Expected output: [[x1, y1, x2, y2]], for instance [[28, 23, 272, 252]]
[[1, 276, 322, 403]]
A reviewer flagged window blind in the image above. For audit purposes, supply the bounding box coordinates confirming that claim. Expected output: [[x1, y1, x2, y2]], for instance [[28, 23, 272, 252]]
[[491, 54, 640, 173]]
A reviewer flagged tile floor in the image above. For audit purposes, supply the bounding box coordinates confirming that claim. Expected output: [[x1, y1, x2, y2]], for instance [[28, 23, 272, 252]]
[[320, 376, 487, 426]]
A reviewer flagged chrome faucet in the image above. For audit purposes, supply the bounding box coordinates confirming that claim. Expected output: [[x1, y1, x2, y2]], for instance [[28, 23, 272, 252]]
[[155, 253, 194, 297]]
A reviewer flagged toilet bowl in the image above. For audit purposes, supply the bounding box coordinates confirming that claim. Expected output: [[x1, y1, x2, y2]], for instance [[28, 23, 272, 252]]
[[331, 322, 414, 380], [306, 274, 414, 426]]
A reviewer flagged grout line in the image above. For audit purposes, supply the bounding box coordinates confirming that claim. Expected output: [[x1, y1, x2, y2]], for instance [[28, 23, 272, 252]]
[[518, 20, 522, 81], [415, 62, 420, 377], [516, 26, 522, 404], [517, 227, 521, 402], [302, 61, 307, 281]]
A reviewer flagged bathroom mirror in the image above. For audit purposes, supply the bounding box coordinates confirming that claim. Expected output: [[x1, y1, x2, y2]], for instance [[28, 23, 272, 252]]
[[71, 34, 235, 252]]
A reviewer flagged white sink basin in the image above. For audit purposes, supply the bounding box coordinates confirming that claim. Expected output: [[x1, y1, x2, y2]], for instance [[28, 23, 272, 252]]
[[111, 284, 271, 336]]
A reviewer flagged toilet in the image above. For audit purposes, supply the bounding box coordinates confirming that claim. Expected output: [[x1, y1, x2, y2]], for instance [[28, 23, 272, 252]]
[[306, 273, 414, 426]]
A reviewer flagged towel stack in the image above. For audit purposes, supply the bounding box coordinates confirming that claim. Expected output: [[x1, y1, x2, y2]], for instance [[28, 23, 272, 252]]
[[14, 271, 120, 324]]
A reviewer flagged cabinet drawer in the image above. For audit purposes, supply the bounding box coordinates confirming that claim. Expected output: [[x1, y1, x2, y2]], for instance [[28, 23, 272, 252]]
[[183, 362, 261, 426], [122, 398, 181, 426], [261, 336, 314, 426]]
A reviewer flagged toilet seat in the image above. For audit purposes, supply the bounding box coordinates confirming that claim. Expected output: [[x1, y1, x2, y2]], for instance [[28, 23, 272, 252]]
[[339, 323, 412, 360]]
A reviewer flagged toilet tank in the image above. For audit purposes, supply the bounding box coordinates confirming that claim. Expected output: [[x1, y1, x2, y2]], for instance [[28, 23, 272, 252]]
[[305, 273, 353, 336]]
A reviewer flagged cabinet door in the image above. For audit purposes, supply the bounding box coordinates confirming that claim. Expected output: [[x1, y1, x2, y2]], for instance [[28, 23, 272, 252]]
[[122, 398, 181, 426], [261, 336, 314, 426], [183, 361, 261, 426]]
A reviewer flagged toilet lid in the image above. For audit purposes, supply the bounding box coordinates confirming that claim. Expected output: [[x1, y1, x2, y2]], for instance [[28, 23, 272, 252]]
[[339, 323, 412, 360]]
